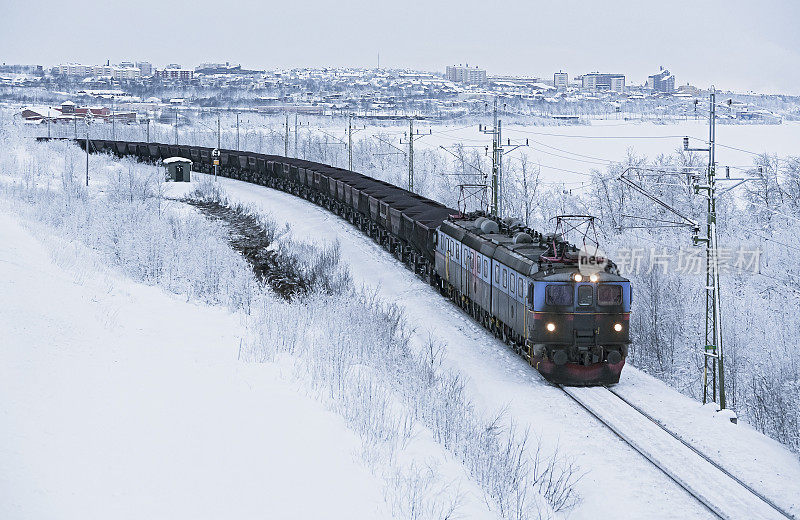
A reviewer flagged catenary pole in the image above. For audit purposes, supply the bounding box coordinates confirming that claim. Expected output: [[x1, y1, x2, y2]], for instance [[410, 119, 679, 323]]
[[284, 112, 289, 157], [85, 118, 90, 186], [408, 118, 414, 192], [348, 114, 353, 171], [111, 94, 116, 141]]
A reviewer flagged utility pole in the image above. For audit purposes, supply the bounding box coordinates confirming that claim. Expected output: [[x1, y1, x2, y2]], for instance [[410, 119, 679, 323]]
[[174, 107, 178, 145], [408, 118, 414, 191], [346, 114, 366, 171], [348, 114, 353, 171], [217, 111, 221, 150], [236, 112, 240, 151], [111, 94, 116, 141], [480, 98, 502, 217], [399, 117, 431, 192], [145, 116, 150, 143], [619, 87, 737, 411], [294, 112, 299, 157], [284, 112, 289, 157], [85, 117, 91, 186], [479, 98, 527, 217], [685, 88, 726, 409]]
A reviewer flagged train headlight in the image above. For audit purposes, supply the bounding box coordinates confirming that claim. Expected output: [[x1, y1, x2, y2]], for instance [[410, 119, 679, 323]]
[[573, 273, 583, 282], [589, 274, 599, 283], [614, 323, 623, 332], [546, 322, 556, 332]]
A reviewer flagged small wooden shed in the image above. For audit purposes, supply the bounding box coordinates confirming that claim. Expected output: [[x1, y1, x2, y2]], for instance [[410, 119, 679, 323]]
[[163, 157, 192, 182]]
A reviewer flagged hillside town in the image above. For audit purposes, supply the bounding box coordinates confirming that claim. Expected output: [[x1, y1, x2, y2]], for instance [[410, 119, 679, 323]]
[[1, 60, 788, 125]]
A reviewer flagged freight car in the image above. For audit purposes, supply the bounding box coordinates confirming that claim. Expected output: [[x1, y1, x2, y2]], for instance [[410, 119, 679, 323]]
[[73, 138, 631, 385]]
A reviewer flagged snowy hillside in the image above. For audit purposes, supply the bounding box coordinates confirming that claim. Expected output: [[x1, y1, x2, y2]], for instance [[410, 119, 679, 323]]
[[0, 136, 575, 519], [0, 214, 394, 519]]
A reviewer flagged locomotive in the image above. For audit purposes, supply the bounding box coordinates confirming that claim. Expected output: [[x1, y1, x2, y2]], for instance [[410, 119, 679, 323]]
[[435, 214, 631, 385], [67, 138, 631, 386]]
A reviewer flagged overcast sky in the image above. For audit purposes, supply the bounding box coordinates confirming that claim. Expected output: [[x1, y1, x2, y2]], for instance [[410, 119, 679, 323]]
[[2, 0, 798, 94]]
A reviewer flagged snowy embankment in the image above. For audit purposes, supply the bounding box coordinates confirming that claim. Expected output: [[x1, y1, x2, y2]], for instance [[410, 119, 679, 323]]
[[205, 170, 800, 519], [0, 215, 390, 519], [0, 138, 580, 519]]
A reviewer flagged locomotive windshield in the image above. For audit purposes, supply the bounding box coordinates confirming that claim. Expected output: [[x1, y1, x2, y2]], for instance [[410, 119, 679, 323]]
[[577, 285, 593, 306], [598, 284, 623, 306], [545, 284, 573, 306]]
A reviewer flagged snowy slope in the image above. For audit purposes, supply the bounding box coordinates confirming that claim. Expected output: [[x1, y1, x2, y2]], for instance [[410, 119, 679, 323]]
[[195, 173, 800, 519], [0, 213, 392, 520]]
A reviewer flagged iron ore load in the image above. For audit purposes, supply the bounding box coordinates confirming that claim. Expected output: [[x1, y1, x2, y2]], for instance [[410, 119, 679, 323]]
[[71, 138, 632, 386]]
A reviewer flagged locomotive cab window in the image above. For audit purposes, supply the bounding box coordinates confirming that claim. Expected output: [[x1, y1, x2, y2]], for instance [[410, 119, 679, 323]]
[[503, 269, 507, 288], [578, 285, 593, 306], [518, 279, 524, 297], [484, 259, 488, 277], [495, 265, 500, 283], [510, 273, 515, 294], [545, 285, 573, 306], [598, 284, 623, 306]]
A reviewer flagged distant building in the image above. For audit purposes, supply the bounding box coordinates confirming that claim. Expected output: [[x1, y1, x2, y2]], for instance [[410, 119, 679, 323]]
[[92, 65, 113, 76], [53, 63, 92, 77], [60, 100, 76, 114], [136, 61, 153, 76], [113, 67, 141, 80], [20, 103, 135, 123], [52, 62, 148, 80], [676, 83, 700, 96], [156, 68, 194, 81], [194, 62, 262, 75], [446, 65, 487, 85], [581, 73, 625, 93], [647, 67, 675, 93], [554, 71, 568, 90]]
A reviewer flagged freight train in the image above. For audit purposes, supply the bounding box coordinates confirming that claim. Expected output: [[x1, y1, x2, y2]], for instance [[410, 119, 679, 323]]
[[69, 138, 632, 385]]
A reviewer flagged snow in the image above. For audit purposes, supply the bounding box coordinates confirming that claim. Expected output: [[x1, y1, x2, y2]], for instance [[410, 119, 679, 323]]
[[565, 386, 785, 519], [194, 172, 800, 519], [613, 369, 800, 518], [0, 213, 392, 520], [162, 156, 192, 164]]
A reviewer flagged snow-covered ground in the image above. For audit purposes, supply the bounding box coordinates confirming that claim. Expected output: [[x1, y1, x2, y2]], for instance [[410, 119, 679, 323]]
[[3, 130, 799, 519], [195, 172, 800, 519], [0, 147, 532, 519], [0, 213, 395, 519]]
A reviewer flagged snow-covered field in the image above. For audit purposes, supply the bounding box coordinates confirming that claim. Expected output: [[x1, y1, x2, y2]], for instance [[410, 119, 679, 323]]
[[0, 213, 393, 519], [0, 138, 555, 519]]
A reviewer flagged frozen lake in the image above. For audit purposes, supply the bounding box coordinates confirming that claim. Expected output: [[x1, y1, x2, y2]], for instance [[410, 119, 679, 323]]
[[367, 119, 800, 185]]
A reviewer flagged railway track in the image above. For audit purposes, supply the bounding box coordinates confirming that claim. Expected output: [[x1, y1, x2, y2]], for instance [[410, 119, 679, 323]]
[[560, 385, 794, 520], [209, 167, 793, 519]]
